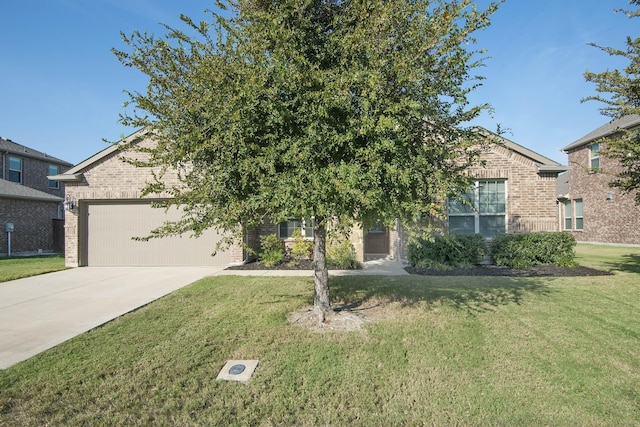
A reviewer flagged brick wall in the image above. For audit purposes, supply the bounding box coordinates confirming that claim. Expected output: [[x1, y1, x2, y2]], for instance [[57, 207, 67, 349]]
[[64, 135, 564, 265], [2, 154, 67, 198], [565, 143, 640, 244], [0, 198, 59, 254], [395, 143, 562, 262], [466, 143, 560, 233], [64, 137, 244, 266]]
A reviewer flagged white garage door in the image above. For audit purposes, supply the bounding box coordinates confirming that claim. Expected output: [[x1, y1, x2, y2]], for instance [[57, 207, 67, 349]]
[[86, 202, 231, 266]]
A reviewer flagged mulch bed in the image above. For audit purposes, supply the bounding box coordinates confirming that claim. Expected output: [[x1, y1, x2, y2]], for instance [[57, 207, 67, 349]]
[[405, 265, 613, 277], [227, 259, 612, 277], [226, 259, 354, 270]]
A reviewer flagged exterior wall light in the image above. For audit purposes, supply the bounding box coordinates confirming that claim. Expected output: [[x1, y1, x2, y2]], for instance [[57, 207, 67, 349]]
[[64, 197, 76, 211]]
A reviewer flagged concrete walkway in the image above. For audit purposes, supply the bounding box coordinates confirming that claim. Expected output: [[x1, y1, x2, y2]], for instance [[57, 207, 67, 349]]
[[215, 257, 409, 277], [0, 258, 407, 369], [0, 266, 225, 369]]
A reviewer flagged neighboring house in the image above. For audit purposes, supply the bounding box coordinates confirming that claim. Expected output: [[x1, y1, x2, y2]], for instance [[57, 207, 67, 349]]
[[560, 114, 640, 245], [1, 136, 72, 255], [52, 129, 567, 267]]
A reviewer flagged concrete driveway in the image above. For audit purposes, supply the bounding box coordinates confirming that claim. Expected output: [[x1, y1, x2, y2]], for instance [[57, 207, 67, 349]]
[[0, 266, 225, 369]]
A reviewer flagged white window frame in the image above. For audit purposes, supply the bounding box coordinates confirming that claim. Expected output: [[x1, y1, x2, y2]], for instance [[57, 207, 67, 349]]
[[589, 143, 600, 170], [448, 179, 507, 238], [563, 200, 572, 230], [563, 199, 583, 231], [574, 199, 584, 230]]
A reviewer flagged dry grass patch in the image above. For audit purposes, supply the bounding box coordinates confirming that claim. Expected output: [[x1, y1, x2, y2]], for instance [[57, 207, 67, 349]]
[[287, 297, 420, 332]]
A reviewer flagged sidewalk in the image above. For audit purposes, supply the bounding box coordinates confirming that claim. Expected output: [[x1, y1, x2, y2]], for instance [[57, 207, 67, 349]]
[[214, 257, 409, 277]]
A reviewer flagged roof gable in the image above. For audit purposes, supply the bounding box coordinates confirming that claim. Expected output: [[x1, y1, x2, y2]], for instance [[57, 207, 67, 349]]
[[562, 114, 640, 152], [477, 128, 568, 174], [52, 127, 568, 181], [49, 129, 149, 182]]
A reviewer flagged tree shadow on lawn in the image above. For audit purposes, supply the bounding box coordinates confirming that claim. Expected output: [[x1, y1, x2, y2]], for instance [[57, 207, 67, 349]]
[[604, 254, 640, 274], [328, 275, 552, 316]]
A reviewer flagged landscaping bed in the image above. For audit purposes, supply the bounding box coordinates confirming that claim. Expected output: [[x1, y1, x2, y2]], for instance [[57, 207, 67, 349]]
[[226, 259, 360, 270], [227, 259, 612, 277]]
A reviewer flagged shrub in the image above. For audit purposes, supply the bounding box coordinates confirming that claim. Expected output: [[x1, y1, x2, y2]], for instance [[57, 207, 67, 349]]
[[289, 229, 313, 260], [491, 232, 577, 268], [327, 238, 361, 269], [407, 233, 487, 269], [259, 233, 285, 267]]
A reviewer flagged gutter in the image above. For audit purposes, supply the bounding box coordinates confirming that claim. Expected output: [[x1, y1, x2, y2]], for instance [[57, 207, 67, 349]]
[[537, 164, 569, 174], [47, 173, 84, 182]]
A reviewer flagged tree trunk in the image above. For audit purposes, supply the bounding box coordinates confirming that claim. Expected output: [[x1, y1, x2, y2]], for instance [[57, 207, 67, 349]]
[[313, 218, 331, 324]]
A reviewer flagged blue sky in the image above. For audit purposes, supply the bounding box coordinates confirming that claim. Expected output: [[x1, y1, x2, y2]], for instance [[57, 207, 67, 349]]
[[1, 0, 637, 165]]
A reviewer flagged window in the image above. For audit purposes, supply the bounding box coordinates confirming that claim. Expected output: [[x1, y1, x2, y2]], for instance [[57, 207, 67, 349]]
[[563, 199, 583, 231], [574, 199, 583, 230], [563, 200, 572, 230], [589, 143, 600, 169], [48, 165, 60, 189], [448, 180, 506, 238], [278, 218, 314, 239], [9, 156, 22, 183]]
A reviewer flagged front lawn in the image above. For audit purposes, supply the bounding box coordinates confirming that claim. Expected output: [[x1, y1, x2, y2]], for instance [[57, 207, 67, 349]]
[[0, 245, 638, 425], [0, 255, 66, 283]]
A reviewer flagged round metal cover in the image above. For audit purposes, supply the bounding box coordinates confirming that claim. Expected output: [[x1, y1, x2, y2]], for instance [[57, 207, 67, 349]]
[[229, 364, 246, 375]]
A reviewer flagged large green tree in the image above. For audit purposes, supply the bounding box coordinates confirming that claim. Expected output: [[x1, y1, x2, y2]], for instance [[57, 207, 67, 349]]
[[583, 0, 640, 203], [114, 0, 500, 322]]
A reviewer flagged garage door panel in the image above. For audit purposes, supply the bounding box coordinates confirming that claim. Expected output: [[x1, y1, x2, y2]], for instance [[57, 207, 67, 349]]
[[86, 203, 230, 266]]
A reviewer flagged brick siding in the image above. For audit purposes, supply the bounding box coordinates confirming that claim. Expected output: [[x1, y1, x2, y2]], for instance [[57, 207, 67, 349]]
[[469, 144, 559, 233], [1, 153, 68, 255], [2, 154, 67, 198], [63, 135, 564, 265], [0, 198, 60, 254], [396, 144, 562, 261], [64, 138, 244, 266], [564, 143, 640, 244]]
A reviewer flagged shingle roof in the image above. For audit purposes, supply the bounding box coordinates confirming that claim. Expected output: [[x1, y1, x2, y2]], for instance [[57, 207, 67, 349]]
[[0, 137, 73, 167], [50, 128, 149, 182], [0, 179, 63, 202], [477, 127, 568, 174], [562, 114, 640, 152]]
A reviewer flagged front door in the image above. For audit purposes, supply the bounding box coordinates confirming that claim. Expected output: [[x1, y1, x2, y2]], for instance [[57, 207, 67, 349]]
[[364, 225, 389, 260]]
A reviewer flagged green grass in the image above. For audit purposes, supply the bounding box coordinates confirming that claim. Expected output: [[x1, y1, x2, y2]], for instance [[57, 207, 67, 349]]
[[0, 245, 639, 425], [0, 255, 66, 282], [575, 242, 640, 273]]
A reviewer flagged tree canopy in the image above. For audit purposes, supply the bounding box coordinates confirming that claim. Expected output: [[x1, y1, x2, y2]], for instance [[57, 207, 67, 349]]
[[583, 0, 640, 203], [114, 0, 501, 320]]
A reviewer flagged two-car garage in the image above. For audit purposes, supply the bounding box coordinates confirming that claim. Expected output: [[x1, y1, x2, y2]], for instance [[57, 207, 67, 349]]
[[51, 132, 245, 268], [84, 202, 232, 266]]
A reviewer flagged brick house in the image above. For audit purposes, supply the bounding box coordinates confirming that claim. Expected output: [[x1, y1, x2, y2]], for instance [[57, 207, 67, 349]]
[[50, 130, 245, 267], [1, 137, 72, 255], [52, 128, 567, 267], [560, 115, 640, 245]]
